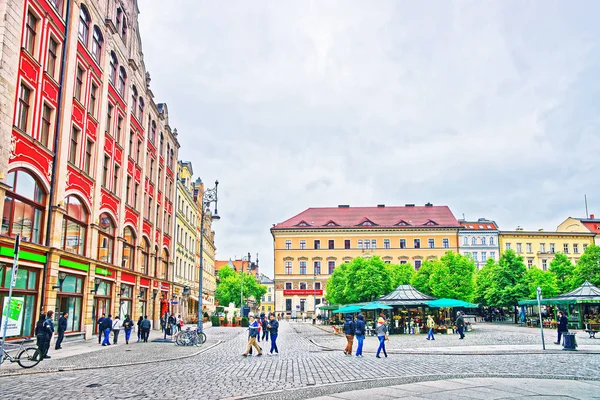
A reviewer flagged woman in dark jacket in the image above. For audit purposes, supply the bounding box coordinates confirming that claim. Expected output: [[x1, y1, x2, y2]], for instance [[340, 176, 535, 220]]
[[355, 314, 366, 357], [137, 316, 143, 342], [34, 312, 48, 359]]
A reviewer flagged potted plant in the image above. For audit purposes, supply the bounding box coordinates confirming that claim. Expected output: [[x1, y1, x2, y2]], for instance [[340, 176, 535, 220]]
[[211, 315, 220, 327], [241, 316, 249, 327], [223, 315, 229, 327]]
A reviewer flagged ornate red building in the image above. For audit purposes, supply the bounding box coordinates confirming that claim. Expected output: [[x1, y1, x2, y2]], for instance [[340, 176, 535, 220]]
[[0, 0, 180, 339]]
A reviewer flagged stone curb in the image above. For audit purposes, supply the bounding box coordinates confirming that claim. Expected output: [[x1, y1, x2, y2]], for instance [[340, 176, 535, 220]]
[[227, 373, 600, 400], [308, 338, 600, 355], [0, 340, 222, 377]]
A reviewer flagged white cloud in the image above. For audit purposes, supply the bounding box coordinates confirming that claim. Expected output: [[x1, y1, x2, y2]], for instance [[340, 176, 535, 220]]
[[138, 0, 600, 276]]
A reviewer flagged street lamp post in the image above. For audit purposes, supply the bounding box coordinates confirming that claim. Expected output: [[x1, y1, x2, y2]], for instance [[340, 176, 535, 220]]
[[536, 286, 546, 350], [313, 265, 317, 318], [197, 180, 220, 333]]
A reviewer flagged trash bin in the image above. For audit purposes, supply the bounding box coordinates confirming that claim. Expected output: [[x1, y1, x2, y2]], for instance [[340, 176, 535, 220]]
[[562, 332, 577, 351]]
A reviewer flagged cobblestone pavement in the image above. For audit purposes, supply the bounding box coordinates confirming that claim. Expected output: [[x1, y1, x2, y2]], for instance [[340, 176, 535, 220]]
[[0, 322, 599, 400]]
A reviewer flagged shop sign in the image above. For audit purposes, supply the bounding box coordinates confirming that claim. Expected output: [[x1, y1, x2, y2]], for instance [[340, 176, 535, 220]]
[[283, 290, 323, 296], [1, 297, 24, 337]]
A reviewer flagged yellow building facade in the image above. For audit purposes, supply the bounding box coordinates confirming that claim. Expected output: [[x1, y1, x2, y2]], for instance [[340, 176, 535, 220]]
[[498, 230, 595, 270], [259, 274, 275, 314], [271, 204, 461, 317]]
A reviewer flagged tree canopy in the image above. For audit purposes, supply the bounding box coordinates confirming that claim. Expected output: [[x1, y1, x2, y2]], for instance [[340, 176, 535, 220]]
[[549, 253, 576, 293], [573, 244, 600, 287], [524, 266, 559, 299], [477, 250, 528, 307], [387, 262, 416, 287], [428, 252, 476, 302], [215, 266, 267, 308], [325, 256, 393, 304], [474, 258, 497, 304], [410, 260, 436, 296]]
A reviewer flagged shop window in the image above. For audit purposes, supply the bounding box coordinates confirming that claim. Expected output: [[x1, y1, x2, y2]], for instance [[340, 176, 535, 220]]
[[122, 227, 136, 270], [97, 212, 115, 263], [1, 170, 46, 244], [0, 265, 37, 336], [57, 274, 83, 332], [61, 195, 88, 255]]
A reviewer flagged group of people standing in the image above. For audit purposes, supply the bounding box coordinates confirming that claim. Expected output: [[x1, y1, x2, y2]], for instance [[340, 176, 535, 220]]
[[96, 314, 151, 345], [343, 313, 389, 358], [242, 313, 279, 357]]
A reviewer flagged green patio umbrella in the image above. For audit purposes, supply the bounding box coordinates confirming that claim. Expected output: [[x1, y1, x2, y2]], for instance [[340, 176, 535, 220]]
[[361, 302, 393, 310], [426, 298, 479, 308], [333, 305, 362, 314]]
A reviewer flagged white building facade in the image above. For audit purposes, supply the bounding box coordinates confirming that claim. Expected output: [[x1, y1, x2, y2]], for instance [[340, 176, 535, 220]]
[[458, 219, 500, 269]]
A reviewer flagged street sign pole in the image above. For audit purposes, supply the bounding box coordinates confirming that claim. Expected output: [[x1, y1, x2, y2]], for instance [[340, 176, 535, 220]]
[[0, 235, 21, 366], [536, 286, 545, 350]]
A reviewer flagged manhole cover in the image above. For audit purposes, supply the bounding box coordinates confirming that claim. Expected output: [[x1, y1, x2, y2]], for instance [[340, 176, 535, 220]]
[[86, 383, 102, 388]]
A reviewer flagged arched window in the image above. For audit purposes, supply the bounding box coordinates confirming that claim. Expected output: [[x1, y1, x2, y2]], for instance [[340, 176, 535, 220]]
[[463, 237, 468, 246], [169, 148, 174, 168], [150, 121, 156, 143], [166, 143, 170, 163], [61, 195, 88, 255], [138, 97, 144, 121], [472, 237, 476, 245], [159, 133, 164, 156], [481, 237, 486, 245], [109, 52, 118, 85], [1, 170, 46, 244], [91, 26, 103, 63], [141, 237, 150, 275], [121, 14, 127, 40], [131, 86, 137, 115], [122, 227, 136, 270], [78, 5, 90, 46], [118, 66, 126, 95], [97, 212, 115, 263], [490, 236, 495, 245], [116, 7, 123, 32], [161, 249, 169, 280]]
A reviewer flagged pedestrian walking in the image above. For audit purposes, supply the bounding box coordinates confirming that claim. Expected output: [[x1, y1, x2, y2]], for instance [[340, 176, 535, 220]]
[[141, 315, 151, 342], [455, 311, 465, 339], [375, 317, 388, 358], [261, 314, 269, 342], [137, 316, 143, 342], [342, 314, 355, 356], [165, 313, 176, 339], [554, 311, 569, 344], [242, 314, 263, 357], [355, 313, 366, 357], [267, 314, 279, 355], [102, 314, 113, 346], [112, 315, 123, 344], [97, 313, 106, 344], [123, 315, 133, 344], [34, 313, 50, 360], [426, 315, 435, 341], [54, 312, 68, 350]]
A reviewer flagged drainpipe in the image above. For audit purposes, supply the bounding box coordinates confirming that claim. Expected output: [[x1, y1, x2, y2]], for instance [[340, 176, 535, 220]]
[[42, 0, 72, 311]]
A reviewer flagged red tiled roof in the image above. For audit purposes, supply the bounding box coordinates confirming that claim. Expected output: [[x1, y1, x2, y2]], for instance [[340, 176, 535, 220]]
[[581, 221, 600, 233], [459, 220, 499, 230], [272, 205, 460, 230]]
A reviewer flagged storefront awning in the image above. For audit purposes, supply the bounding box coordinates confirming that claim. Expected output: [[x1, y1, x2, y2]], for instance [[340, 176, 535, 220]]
[[188, 295, 212, 305]]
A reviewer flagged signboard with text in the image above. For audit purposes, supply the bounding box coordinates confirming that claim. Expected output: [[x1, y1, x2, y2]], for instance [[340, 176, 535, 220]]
[[1, 297, 24, 337], [283, 290, 323, 296]]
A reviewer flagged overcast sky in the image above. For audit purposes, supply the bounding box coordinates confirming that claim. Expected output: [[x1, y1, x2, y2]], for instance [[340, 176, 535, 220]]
[[138, 1, 600, 277]]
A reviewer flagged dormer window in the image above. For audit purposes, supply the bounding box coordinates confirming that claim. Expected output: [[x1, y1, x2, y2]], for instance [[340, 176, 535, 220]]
[[423, 220, 438, 226], [357, 218, 377, 226], [396, 220, 410, 226], [295, 220, 310, 227]]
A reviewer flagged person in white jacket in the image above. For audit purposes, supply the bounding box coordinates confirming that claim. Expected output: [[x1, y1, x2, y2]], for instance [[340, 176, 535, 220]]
[[112, 315, 123, 344]]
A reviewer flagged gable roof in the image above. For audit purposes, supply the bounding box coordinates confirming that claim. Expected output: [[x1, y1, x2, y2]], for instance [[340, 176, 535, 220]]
[[459, 220, 499, 230], [377, 284, 436, 306], [272, 205, 460, 230]]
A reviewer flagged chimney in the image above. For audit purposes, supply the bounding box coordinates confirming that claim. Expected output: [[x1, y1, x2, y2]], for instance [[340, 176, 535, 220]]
[[591, 214, 595, 219], [377, 204, 385, 208], [425, 202, 433, 207], [405, 204, 415, 207], [338, 205, 350, 208]]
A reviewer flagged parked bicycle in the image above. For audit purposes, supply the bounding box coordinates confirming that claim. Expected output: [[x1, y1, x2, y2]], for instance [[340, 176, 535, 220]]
[[174, 327, 206, 346], [1, 338, 41, 368]]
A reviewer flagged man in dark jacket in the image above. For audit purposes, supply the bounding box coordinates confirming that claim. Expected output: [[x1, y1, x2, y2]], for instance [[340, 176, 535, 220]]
[[267, 314, 279, 355], [140, 315, 151, 342], [261, 315, 269, 342], [101, 314, 112, 346], [41, 310, 55, 358], [555, 311, 569, 344], [55, 312, 68, 350], [455, 311, 465, 339], [97, 313, 106, 344], [355, 314, 366, 357], [242, 314, 262, 357], [343, 314, 355, 356]]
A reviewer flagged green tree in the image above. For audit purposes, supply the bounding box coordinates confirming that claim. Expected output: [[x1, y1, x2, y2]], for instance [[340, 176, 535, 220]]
[[387, 263, 416, 287], [549, 253, 576, 293], [325, 256, 392, 304], [485, 250, 528, 310], [429, 252, 476, 302], [215, 266, 267, 308], [524, 267, 559, 299], [410, 260, 437, 296], [573, 244, 600, 287], [474, 258, 497, 304]]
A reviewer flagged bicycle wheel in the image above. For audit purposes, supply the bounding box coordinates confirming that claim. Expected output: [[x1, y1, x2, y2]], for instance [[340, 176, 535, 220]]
[[197, 332, 206, 345], [174, 332, 183, 346], [17, 347, 41, 368]]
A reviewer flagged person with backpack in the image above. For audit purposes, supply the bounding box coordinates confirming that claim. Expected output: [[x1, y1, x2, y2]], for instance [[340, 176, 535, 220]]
[[140, 315, 151, 342], [112, 315, 122, 344], [375, 317, 389, 358], [242, 314, 262, 357], [97, 313, 106, 344], [343, 314, 355, 356], [34, 312, 49, 359], [266, 313, 279, 355], [55, 312, 68, 350], [137, 316, 143, 342], [122, 315, 133, 344], [355, 313, 366, 357], [261, 314, 269, 342], [101, 314, 113, 346]]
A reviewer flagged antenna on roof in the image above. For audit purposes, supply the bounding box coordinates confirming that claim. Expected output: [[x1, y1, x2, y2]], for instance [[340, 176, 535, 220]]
[[462, 213, 465, 220], [585, 194, 589, 218]]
